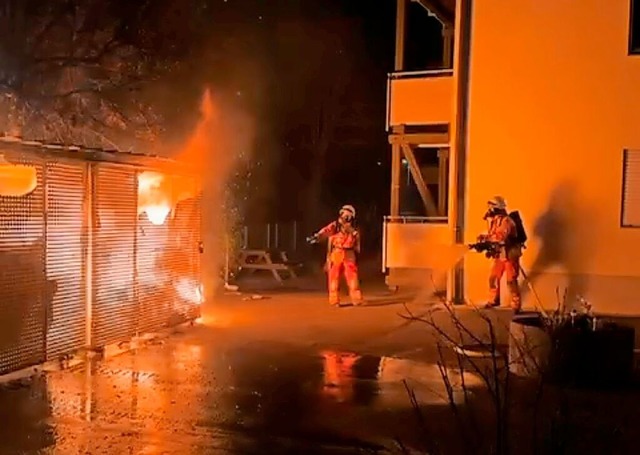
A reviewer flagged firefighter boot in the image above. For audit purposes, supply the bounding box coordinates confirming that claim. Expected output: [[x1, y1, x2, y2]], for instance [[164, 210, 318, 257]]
[[508, 280, 522, 313], [484, 259, 505, 309]]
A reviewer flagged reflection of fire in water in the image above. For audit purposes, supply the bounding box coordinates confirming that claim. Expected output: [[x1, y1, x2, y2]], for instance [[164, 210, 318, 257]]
[[43, 341, 209, 453], [320, 351, 486, 409], [321, 351, 360, 403], [376, 356, 485, 406]]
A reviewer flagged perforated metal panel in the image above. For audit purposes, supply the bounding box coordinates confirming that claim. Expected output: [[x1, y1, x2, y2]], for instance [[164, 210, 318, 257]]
[[169, 189, 202, 322], [622, 150, 640, 227], [45, 161, 86, 359], [136, 213, 172, 333], [92, 165, 137, 347], [0, 154, 46, 375], [137, 175, 202, 331]]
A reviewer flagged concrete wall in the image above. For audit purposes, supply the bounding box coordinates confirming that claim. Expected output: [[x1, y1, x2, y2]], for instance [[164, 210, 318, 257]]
[[464, 0, 640, 315]]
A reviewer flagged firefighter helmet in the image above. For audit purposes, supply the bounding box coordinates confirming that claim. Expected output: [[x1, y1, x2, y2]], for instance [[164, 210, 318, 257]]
[[487, 196, 507, 211], [339, 204, 356, 218]]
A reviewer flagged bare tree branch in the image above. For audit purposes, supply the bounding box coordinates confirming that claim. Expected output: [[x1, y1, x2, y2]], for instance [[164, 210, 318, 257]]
[[0, 0, 195, 150]]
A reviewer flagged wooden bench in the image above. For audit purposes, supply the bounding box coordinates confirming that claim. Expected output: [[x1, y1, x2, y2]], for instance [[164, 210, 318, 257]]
[[237, 249, 300, 284]]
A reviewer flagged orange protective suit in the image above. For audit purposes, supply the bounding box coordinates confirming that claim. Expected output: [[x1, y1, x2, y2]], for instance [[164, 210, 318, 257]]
[[317, 221, 363, 306], [486, 214, 522, 309]]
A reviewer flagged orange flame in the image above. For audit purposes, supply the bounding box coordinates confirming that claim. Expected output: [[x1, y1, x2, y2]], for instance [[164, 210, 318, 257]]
[[137, 89, 216, 225], [137, 171, 198, 226], [161, 87, 254, 302], [138, 171, 171, 225], [0, 155, 37, 197], [175, 88, 218, 169]]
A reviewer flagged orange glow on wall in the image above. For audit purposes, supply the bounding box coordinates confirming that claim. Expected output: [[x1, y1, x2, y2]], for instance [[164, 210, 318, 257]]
[[0, 155, 37, 197], [388, 74, 454, 127], [384, 222, 453, 268], [461, 0, 640, 313]]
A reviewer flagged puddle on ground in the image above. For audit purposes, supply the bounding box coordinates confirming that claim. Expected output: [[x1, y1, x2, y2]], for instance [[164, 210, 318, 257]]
[[318, 351, 485, 407], [0, 335, 486, 454]]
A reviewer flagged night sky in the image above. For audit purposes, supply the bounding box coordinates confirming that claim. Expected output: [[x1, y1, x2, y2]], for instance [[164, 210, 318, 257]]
[[236, 0, 399, 228], [0, 0, 444, 239], [230, 0, 443, 229]]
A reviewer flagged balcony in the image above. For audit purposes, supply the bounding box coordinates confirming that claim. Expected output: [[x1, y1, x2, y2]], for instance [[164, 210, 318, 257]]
[[382, 216, 450, 269], [386, 70, 454, 130]]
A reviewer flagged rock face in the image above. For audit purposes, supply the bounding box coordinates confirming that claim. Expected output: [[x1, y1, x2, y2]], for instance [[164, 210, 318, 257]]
[[508, 314, 552, 378]]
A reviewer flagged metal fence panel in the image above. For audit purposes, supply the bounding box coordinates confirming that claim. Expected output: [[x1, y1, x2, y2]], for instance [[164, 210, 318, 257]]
[[136, 206, 172, 333], [0, 154, 46, 375], [45, 161, 86, 359], [166, 188, 202, 325], [271, 221, 300, 254], [242, 221, 300, 253], [92, 165, 137, 347], [137, 175, 201, 331]]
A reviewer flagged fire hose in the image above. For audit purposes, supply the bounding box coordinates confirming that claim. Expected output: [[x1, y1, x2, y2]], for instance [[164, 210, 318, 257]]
[[519, 266, 549, 318], [468, 241, 548, 317]]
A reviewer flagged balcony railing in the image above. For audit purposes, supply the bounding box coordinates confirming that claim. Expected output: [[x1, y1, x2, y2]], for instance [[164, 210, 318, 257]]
[[382, 216, 451, 270], [384, 215, 448, 224], [386, 69, 454, 130]]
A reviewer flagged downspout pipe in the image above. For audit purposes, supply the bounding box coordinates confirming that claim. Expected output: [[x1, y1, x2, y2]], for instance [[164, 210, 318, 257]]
[[448, 0, 473, 304]]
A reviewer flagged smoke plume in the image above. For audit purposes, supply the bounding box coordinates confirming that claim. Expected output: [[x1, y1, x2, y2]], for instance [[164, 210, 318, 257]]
[[175, 88, 254, 301]]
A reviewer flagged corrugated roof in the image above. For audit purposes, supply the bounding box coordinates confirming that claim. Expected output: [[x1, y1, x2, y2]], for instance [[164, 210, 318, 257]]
[[0, 135, 159, 158], [0, 135, 196, 173]]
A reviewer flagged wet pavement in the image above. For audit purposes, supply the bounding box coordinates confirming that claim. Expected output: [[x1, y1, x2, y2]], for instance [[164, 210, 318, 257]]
[[0, 320, 487, 455], [3, 286, 640, 455]]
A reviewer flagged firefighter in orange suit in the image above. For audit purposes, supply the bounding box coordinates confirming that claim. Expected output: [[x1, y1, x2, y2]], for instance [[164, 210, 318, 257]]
[[478, 196, 522, 312], [309, 205, 363, 306]]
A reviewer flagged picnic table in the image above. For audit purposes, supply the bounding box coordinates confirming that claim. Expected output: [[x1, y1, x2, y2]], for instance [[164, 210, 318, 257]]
[[237, 249, 300, 284]]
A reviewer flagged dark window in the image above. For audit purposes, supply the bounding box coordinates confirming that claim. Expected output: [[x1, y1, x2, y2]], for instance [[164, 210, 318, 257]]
[[630, 0, 640, 54], [404, 2, 447, 71], [399, 146, 449, 219], [621, 150, 640, 227]]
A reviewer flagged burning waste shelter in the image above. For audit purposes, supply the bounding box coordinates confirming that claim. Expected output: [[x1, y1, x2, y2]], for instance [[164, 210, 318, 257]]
[[0, 136, 202, 376]]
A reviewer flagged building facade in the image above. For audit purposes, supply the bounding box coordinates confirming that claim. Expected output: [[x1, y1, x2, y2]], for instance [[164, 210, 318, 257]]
[[384, 0, 640, 315], [0, 137, 202, 376]]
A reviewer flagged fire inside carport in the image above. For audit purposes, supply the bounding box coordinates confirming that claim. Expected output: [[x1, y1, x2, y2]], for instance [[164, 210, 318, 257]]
[[0, 137, 203, 376]]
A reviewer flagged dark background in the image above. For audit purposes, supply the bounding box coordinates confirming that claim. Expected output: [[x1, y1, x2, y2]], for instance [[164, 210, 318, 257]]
[[0, 0, 445, 252]]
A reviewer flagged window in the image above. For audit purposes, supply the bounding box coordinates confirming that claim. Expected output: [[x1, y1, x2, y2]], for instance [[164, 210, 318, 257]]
[[621, 149, 640, 227], [630, 0, 640, 54], [404, 2, 448, 71], [398, 146, 449, 220]]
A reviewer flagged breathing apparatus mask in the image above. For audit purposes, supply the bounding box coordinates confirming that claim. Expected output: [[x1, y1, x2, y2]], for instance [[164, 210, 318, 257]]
[[483, 196, 507, 220], [483, 206, 506, 220], [340, 212, 353, 223], [339, 204, 356, 224]]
